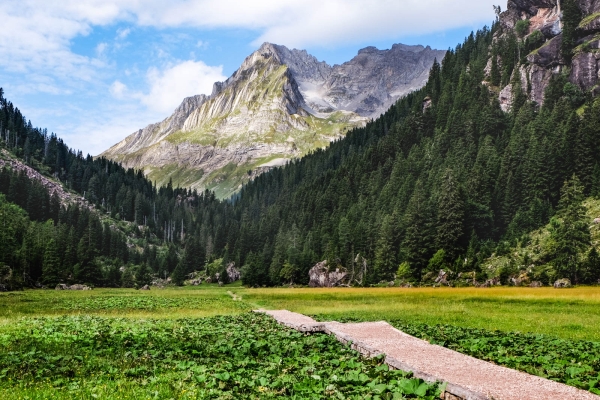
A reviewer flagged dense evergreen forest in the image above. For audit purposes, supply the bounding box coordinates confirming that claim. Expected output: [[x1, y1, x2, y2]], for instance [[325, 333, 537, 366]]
[[0, 87, 229, 289], [2, 15, 600, 289]]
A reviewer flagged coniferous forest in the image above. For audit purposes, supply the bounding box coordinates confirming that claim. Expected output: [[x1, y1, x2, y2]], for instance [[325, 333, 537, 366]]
[[2, 18, 600, 290]]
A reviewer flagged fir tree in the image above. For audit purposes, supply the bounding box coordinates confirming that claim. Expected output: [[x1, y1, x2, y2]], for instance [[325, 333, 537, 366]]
[[561, 0, 582, 62], [42, 239, 61, 286], [436, 169, 464, 262], [373, 214, 398, 282], [551, 175, 590, 283]]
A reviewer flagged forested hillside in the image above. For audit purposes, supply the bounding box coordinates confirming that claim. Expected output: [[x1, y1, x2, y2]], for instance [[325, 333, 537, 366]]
[[2, 6, 600, 289], [0, 88, 229, 289], [221, 15, 600, 286]]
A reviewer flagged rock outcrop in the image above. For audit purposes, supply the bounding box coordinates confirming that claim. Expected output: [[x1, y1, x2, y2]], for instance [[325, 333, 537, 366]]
[[308, 261, 348, 287], [226, 262, 241, 283], [496, 0, 600, 110], [553, 278, 572, 288], [55, 284, 92, 290], [101, 42, 445, 198]]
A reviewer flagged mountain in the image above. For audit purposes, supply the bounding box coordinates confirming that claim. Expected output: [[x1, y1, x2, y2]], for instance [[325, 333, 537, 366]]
[[100, 42, 445, 198]]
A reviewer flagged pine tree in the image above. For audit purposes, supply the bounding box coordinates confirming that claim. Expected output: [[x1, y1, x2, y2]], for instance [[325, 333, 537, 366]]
[[551, 175, 590, 283], [583, 247, 600, 284], [171, 261, 186, 286], [490, 50, 501, 87], [402, 181, 433, 280], [42, 239, 61, 286], [136, 262, 152, 287], [373, 214, 398, 282], [561, 0, 582, 62], [436, 169, 465, 261]]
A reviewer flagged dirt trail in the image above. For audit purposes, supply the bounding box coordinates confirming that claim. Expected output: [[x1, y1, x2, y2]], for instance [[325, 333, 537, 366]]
[[256, 309, 599, 400]]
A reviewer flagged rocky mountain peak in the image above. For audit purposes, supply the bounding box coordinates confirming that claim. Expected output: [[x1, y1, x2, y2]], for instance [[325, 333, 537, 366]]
[[101, 41, 444, 198]]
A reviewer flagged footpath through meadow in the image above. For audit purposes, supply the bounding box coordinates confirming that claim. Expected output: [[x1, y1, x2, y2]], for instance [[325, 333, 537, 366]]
[[256, 310, 599, 400]]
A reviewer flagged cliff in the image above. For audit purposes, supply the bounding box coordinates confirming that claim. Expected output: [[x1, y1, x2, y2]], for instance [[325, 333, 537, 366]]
[[495, 0, 600, 111]]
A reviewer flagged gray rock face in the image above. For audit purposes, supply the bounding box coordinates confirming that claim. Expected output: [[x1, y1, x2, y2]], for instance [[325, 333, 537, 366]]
[[578, 0, 600, 14], [571, 52, 600, 88], [101, 42, 445, 197], [497, 0, 600, 105], [104, 94, 208, 157], [527, 35, 563, 67], [317, 44, 445, 117]]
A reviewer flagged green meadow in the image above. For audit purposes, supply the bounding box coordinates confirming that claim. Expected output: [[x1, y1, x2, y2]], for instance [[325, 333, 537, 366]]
[[2, 286, 600, 397]]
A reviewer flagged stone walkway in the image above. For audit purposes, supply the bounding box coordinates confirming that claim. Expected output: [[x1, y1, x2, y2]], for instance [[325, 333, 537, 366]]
[[255, 309, 599, 400]]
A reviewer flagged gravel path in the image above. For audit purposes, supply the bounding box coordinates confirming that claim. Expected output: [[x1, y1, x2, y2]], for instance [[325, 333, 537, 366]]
[[256, 310, 599, 400]]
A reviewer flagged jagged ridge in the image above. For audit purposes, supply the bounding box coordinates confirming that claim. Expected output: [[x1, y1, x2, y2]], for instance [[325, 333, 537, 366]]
[[101, 42, 445, 198]]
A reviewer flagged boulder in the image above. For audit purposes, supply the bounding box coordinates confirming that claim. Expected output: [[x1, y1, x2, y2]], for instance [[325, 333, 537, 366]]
[[140, 285, 150, 290], [478, 277, 501, 288], [226, 262, 241, 282], [55, 284, 69, 290], [554, 278, 572, 288], [530, 281, 543, 287], [69, 284, 92, 291], [308, 261, 348, 287], [434, 270, 451, 286]]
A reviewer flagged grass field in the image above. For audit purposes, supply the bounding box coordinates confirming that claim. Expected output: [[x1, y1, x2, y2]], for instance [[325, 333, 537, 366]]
[[2, 286, 600, 397], [3, 286, 600, 340], [238, 286, 600, 341]]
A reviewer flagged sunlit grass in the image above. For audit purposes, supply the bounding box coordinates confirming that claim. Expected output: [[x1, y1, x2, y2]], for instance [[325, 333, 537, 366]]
[[237, 286, 600, 341], [3, 286, 600, 340]]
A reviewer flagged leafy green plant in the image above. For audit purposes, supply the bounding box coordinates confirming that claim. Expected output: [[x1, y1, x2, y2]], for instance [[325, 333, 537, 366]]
[[0, 313, 441, 399]]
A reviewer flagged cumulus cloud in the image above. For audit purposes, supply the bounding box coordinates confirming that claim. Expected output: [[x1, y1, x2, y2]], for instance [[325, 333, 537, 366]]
[[125, 0, 497, 48], [0, 0, 498, 155], [142, 61, 225, 114]]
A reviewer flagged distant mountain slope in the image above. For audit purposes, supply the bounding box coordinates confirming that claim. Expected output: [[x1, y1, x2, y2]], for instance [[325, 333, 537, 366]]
[[100, 42, 445, 198]]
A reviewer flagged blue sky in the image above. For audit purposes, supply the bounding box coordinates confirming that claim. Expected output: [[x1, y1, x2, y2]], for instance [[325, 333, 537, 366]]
[[0, 0, 498, 156]]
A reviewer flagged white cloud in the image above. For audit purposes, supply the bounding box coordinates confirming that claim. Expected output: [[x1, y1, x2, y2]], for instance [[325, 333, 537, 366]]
[[0, 0, 498, 156], [116, 27, 131, 39], [122, 0, 497, 48], [110, 80, 127, 98], [96, 42, 108, 56], [142, 61, 225, 114]]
